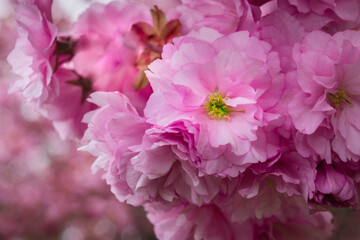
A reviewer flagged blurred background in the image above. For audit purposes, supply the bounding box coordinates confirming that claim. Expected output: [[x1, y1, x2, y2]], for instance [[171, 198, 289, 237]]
[[0, 1, 156, 239], [0, 0, 360, 240]]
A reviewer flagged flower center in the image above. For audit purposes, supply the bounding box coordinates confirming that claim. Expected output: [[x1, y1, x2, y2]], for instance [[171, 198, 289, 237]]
[[205, 92, 244, 119], [327, 87, 352, 110]]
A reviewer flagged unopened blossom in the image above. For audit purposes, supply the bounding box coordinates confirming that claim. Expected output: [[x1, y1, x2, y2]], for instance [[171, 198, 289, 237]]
[[313, 162, 357, 208], [289, 30, 360, 162], [145, 27, 284, 177]]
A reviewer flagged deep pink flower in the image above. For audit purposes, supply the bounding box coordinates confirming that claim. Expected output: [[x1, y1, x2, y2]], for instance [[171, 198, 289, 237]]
[[289, 30, 360, 162], [145, 28, 284, 177]]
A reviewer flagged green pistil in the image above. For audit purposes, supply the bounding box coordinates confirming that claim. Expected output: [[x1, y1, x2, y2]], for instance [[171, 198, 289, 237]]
[[205, 92, 244, 119], [327, 87, 352, 110]]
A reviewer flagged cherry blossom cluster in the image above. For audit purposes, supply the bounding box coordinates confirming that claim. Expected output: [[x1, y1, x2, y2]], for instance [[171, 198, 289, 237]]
[[8, 0, 360, 239]]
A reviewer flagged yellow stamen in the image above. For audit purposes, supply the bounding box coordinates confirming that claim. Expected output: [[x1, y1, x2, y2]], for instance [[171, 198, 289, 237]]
[[327, 87, 352, 110], [205, 92, 244, 119]]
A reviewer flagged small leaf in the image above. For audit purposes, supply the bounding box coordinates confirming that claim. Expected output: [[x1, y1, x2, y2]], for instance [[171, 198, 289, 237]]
[[131, 22, 154, 42], [151, 6, 167, 35], [161, 19, 182, 43]]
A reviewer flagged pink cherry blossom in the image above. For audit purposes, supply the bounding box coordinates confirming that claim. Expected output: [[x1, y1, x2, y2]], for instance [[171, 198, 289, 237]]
[[145, 27, 284, 177], [6, 0, 360, 238], [289, 30, 360, 162]]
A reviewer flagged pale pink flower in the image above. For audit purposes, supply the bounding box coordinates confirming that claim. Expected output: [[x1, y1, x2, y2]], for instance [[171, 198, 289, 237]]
[[289, 30, 360, 162], [145, 28, 284, 177]]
